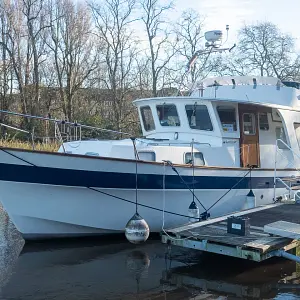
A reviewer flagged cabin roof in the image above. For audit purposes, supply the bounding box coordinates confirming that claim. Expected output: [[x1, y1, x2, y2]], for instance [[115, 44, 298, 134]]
[[197, 75, 282, 88], [133, 76, 300, 111]]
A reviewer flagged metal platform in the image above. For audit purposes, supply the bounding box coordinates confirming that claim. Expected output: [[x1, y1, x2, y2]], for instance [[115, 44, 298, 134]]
[[161, 203, 300, 262]]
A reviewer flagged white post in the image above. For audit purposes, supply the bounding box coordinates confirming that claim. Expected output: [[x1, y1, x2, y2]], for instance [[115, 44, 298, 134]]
[[273, 139, 278, 202]]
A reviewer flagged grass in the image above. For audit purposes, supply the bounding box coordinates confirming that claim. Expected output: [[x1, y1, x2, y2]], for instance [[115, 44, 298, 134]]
[[0, 139, 60, 152]]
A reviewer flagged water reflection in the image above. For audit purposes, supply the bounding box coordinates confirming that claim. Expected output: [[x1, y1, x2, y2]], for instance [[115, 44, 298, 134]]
[[126, 250, 150, 293], [0, 204, 300, 300], [163, 252, 300, 299]]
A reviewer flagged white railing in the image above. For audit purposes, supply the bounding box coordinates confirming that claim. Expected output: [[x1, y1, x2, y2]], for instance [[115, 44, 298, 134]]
[[54, 121, 82, 142], [273, 138, 300, 202]]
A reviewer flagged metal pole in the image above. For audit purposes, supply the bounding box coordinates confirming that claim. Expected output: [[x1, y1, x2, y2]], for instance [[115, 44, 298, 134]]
[[273, 139, 278, 202], [274, 249, 300, 263], [191, 139, 195, 203]]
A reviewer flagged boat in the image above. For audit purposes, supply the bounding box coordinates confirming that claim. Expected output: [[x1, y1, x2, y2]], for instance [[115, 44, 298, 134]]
[[0, 26, 300, 240], [0, 75, 299, 240]]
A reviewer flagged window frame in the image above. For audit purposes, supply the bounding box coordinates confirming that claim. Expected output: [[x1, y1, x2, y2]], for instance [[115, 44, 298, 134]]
[[184, 152, 205, 166], [294, 123, 300, 149], [259, 112, 269, 131], [140, 105, 156, 132], [137, 151, 156, 161], [185, 103, 214, 132], [242, 112, 256, 136], [156, 103, 181, 127], [276, 126, 289, 149], [216, 105, 237, 133]]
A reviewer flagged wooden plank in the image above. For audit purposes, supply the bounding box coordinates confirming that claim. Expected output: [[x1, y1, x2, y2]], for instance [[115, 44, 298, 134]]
[[174, 225, 291, 253], [208, 224, 268, 237], [243, 236, 291, 253], [264, 221, 300, 240], [169, 203, 283, 234], [178, 226, 261, 247]]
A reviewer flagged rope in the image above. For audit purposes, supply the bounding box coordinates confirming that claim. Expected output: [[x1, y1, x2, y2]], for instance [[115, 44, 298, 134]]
[[206, 169, 251, 212], [0, 109, 131, 137], [161, 161, 194, 241], [160, 162, 272, 242], [163, 160, 207, 211], [0, 148, 36, 167], [132, 138, 139, 214], [87, 187, 191, 219]]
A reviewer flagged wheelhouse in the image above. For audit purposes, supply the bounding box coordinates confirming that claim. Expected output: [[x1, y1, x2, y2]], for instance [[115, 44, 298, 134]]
[[134, 76, 300, 169]]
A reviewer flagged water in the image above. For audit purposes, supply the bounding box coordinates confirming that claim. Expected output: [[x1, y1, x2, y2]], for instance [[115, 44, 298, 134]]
[[1, 208, 300, 299]]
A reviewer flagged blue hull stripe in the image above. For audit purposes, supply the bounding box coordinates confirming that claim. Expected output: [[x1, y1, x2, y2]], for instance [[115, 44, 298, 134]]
[[0, 163, 284, 190]]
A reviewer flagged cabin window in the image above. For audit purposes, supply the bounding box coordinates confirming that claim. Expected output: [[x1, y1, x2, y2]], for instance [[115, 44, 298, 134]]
[[140, 106, 155, 131], [138, 151, 156, 161], [217, 106, 237, 132], [259, 113, 269, 130], [243, 113, 256, 135], [185, 104, 213, 131], [156, 104, 180, 126], [184, 152, 205, 165], [85, 152, 99, 156], [294, 123, 300, 149], [276, 126, 288, 149]]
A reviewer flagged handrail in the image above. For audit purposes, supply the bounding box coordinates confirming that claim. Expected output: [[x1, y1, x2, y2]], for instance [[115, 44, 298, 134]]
[[273, 138, 300, 202], [144, 141, 212, 147], [276, 138, 300, 161], [0, 122, 35, 150]]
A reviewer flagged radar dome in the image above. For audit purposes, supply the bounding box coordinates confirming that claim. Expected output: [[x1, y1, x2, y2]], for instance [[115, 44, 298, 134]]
[[205, 30, 223, 43]]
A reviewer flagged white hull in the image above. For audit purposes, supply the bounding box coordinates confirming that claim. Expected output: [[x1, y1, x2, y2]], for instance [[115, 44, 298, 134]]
[[0, 183, 276, 239], [0, 148, 291, 240]]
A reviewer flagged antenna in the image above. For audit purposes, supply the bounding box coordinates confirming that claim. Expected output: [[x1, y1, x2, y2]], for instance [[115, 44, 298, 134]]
[[182, 24, 236, 95], [187, 24, 235, 72]]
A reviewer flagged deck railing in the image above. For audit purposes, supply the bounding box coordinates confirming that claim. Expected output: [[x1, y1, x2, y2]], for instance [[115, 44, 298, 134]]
[[273, 138, 300, 202]]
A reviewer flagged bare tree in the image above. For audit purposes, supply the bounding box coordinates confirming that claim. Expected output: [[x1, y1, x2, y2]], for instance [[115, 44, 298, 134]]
[[90, 0, 139, 133], [0, 0, 31, 125], [174, 10, 205, 84], [47, 0, 99, 121], [22, 0, 49, 118], [222, 22, 300, 80], [140, 0, 177, 97], [0, 3, 11, 112]]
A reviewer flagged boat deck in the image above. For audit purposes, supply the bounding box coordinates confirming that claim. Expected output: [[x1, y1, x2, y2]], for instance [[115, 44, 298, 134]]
[[161, 203, 300, 262]]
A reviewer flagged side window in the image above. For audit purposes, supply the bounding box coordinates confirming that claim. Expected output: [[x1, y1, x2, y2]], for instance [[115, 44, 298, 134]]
[[185, 104, 213, 131], [217, 106, 237, 132], [259, 113, 269, 130], [156, 104, 180, 127], [243, 113, 256, 135], [295, 123, 300, 149], [184, 152, 205, 166], [276, 126, 288, 149], [140, 106, 155, 132], [138, 151, 156, 161]]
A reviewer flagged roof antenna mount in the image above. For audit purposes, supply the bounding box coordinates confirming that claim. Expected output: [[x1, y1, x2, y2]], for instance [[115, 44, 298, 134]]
[[179, 24, 236, 96]]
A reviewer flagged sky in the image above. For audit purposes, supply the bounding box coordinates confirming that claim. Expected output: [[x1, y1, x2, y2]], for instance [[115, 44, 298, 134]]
[[172, 0, 300, 50]]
